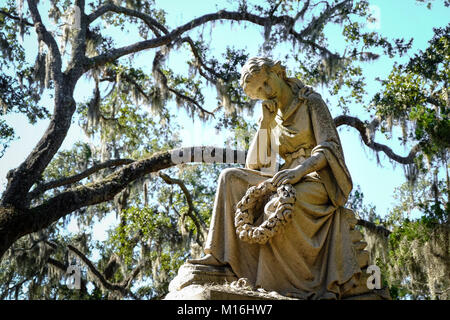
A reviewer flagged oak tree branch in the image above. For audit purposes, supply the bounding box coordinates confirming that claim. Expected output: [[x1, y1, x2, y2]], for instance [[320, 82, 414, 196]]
[[334, 115, 420, 164]]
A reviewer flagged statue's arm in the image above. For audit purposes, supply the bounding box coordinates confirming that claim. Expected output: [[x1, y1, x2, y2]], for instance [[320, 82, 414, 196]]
[[271, 148, 327, 186], [271, 93, 334, 187], [308, 93, 342, 148], [245, 128, 262, 170], [245, 118, 272, 170], [245, 101, 277, 171]]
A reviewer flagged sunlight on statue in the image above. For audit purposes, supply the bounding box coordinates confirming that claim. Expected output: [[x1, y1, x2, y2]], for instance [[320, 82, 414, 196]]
[[174, 57, 374, 300]]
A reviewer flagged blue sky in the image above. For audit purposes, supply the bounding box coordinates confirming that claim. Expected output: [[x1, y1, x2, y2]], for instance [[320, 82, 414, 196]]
[[0, 0, 449, 236]]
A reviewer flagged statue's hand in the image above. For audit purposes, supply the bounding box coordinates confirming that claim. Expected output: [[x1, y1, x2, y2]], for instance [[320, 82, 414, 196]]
[[262, 99, 277, 113], [260, 100, 277, 127], [270, 166, 304, 187]]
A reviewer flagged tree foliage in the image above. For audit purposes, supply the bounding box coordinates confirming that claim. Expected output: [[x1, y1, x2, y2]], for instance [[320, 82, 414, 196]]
[[352, 25, 449, 299]]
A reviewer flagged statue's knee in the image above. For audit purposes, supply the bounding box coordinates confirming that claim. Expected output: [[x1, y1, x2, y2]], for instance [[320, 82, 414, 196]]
[[219, 167, 241, 183]]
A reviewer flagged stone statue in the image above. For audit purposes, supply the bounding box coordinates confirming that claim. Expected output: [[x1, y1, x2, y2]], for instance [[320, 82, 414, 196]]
[[169, 57, 387, 300]]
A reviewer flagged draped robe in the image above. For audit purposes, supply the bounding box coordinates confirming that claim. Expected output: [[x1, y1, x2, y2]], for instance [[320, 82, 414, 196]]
[[203, 81, 361, 299]]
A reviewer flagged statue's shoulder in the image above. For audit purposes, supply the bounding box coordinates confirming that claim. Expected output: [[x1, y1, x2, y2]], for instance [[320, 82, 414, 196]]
[[305, 90, 323, 102], [290, 79, 326, 110], [299, 88, 324, 108], [301, 90, 334, 121]]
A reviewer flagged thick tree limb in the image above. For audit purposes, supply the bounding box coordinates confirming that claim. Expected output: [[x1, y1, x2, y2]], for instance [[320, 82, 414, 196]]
[[88, 5, 259, 86], [28, 158, 134, 200], [47, 257, 67, 272], [356, 219, 391, 237], [1, 1, 90, 208], [84, 9, 342, 71], [29, 147, 244, 223], [88, 5, 219, 86], [334, 115, 420, 164], [26, 0, 62, 80], [87, 3, 169, 35], [0, 1, 71, 208], [0, 147, 245, 256]]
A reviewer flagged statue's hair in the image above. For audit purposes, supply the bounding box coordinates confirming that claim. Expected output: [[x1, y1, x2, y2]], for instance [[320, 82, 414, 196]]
[[240, 57, 305, 94], [240, 57, 288, 88]]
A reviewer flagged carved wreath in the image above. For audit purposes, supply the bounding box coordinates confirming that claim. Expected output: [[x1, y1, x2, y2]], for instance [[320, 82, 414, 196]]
[[234, 180, 296, 245]]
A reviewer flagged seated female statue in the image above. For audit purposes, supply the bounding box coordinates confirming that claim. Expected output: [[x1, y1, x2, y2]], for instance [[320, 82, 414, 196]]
[[189, 57, 361, 300]]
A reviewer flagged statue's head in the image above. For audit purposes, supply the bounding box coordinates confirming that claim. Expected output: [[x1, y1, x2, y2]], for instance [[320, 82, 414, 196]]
[[240, 57, 290, 101]]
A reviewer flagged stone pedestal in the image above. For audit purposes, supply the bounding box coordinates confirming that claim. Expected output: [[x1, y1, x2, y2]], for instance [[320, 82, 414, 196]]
[[165, 282, 391, 300], [165, 262, 391, 300], [165, 283, 296, 300]]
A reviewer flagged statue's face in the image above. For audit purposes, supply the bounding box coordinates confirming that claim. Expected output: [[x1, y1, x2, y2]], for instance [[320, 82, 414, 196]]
[[243, 68, 285, 102]]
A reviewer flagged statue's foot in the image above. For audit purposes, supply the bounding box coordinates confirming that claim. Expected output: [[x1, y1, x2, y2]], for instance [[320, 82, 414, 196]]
[[187, 254, 226, 267]]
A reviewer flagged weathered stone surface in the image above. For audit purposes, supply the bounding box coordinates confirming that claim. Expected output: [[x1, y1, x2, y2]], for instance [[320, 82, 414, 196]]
[[166, 263, 391, 300], [165, 282, 391, 300], [168, 263, 237, 292], [350, 229, 364, 243], [357, 250, 370, 268], [343, 208, 358, 228], [165, 283, 296, 300]]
